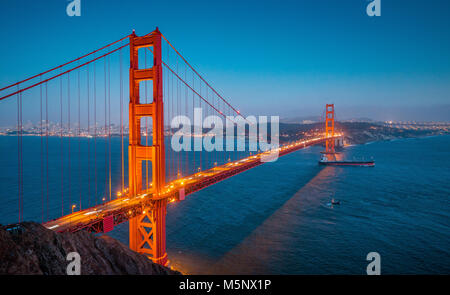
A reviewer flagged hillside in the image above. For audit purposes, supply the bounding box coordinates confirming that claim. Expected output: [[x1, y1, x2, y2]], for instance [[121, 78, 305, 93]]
[[0, 222, 180, 275]]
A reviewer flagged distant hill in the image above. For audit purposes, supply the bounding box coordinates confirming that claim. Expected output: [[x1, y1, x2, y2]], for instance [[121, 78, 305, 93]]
[[280, 116, 379, 124], [341, 117, 375, 123], [280, 116, 321, 124], [278, 121, 450, 145]]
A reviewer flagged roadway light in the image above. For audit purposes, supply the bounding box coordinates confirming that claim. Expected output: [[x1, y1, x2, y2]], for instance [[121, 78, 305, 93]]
[[72, 204, 76, 214]]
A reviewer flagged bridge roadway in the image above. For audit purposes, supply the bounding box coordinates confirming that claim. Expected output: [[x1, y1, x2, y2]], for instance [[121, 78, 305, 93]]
[[43, 136, 336, 234]]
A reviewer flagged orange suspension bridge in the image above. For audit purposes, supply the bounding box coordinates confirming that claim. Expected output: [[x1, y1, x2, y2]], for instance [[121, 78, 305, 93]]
[[0, 28, 341, 266]]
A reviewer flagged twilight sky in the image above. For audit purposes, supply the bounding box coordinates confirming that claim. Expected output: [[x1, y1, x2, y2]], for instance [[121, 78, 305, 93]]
[[0, 0, 449, 121]]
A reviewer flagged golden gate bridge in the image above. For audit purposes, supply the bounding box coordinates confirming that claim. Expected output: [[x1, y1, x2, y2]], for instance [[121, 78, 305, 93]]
[[0, 27, 341, 266]]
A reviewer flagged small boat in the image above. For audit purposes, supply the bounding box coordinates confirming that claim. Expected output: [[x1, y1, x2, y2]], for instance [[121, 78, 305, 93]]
[[318, 155, 375, 167], [331, 198, 340, 205]]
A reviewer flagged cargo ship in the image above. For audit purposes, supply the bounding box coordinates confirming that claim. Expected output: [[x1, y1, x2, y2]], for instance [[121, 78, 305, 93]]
[[318, 155, 375, 167]]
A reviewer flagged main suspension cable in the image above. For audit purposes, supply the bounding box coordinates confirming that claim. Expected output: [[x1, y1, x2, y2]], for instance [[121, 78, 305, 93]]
[[161, 34, 245, 120], [0, 34, 131, 93]]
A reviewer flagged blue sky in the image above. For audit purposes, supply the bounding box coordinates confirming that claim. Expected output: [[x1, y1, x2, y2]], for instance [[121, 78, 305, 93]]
[[0, 0, 449, 121]]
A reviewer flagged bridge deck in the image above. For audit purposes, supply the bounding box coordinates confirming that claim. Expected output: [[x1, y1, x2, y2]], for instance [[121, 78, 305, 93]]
[[43, 136, 336, 233]]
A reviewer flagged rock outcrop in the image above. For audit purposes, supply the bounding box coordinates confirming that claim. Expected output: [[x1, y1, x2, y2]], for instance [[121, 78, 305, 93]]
[[0, 222, 180, 275]]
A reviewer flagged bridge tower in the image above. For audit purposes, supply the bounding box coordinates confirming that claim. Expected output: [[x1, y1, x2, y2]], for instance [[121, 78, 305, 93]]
[[325, 104, 335, 154], [128, 28, 168, 266]]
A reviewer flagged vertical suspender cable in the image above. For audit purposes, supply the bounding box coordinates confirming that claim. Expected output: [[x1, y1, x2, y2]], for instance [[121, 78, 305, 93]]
[[185, 64, 188, 177], [67, 73, 71, 211], [172, 59, 176, 179], [170, 51, 173, 177], [16, 85, 21, 222], [60, 74, 64, 216], [104, 57, 107, 201], [169, 55, 172, 180], [176, 58, 179, 178], [19, 89, 22, 221], [108, 54, 111, 201], [78, 66, 81, 210], [40, 75, 44, 223], [45, 83, 49, 221], [199, 82, 202, 171], [207, 87, 210, 168], [192, 71, 195, 173], [177, 59, 181, 178], [94, 57, 98, 205], [120, 47, 124, 192], [87, 64, 91, 207]]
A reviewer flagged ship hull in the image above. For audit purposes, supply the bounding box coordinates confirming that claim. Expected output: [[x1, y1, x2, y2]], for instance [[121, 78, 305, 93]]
[[318, 161, 375, 167]]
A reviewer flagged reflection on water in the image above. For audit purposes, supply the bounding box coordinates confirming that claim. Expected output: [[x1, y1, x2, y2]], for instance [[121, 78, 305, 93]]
[[209, 167, 336, 274]]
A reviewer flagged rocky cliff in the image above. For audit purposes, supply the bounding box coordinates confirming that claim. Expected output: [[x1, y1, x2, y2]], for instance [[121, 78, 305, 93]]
[[0, 222, 180, 275]]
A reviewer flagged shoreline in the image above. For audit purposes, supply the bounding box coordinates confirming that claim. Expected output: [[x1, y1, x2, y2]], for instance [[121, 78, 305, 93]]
[[346, 132, 450, 146]]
